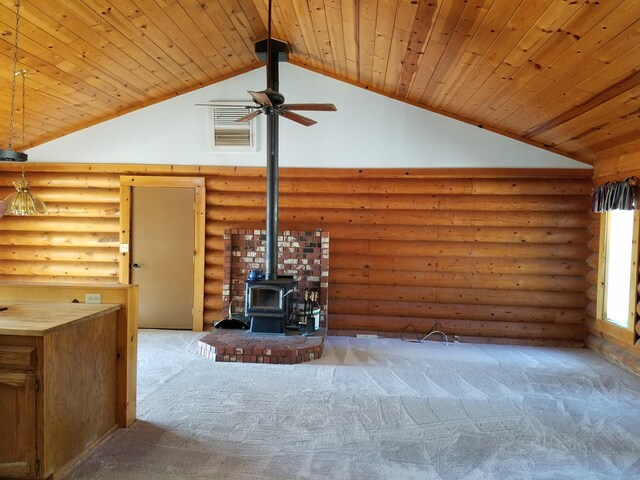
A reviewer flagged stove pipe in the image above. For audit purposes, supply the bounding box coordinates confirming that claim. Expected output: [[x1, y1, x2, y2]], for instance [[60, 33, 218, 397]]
[[265, 112, 278, 280], [264, 40, 281, 280]]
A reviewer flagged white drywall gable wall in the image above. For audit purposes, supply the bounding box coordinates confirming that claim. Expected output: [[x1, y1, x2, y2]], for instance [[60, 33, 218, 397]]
[[27, 63, 589, 169]]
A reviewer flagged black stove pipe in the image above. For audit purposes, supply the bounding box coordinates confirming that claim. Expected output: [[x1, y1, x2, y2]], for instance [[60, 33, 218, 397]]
[[265, 28, 279, 280], [265, 112, 278, 280]]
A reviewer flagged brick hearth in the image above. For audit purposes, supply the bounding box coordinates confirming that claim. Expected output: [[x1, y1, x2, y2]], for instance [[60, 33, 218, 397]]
[[199, 330, 325, 364]]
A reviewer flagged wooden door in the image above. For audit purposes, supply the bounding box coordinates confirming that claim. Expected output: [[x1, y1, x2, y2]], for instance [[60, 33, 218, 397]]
[[0, 372, 37, 478], [130, 187, 195, 329]]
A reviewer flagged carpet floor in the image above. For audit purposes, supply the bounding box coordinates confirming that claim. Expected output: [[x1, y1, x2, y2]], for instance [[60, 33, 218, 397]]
[[62, 331, 640, 480]]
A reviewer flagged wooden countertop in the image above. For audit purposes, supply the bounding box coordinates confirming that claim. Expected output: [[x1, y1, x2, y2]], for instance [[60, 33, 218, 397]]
[[0, 302, 121, 336]]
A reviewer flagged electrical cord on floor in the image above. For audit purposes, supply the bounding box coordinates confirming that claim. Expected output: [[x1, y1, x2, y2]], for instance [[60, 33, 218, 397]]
[[399, 322, 453, 345]]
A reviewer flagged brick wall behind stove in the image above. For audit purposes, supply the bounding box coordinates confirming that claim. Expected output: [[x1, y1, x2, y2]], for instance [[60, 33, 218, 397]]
[[222, 229, 329, 315]]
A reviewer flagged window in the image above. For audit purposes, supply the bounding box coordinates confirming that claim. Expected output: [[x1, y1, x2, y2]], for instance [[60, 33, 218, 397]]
[[599, 209, 638, 330]]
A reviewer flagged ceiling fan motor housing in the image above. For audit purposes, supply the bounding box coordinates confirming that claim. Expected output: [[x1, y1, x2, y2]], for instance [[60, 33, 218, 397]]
[[264, 89, 285, 106]]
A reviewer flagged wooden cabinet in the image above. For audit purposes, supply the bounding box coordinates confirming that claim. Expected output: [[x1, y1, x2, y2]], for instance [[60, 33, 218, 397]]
[[0, 371, 37, 478], [0, 304, 121, 479]]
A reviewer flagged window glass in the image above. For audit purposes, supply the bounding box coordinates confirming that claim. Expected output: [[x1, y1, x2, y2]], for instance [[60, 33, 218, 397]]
[[604, 209, 635, 327]]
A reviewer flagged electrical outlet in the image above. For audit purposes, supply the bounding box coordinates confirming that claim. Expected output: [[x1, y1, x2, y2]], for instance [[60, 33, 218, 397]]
[[85, 293, 102, 304]]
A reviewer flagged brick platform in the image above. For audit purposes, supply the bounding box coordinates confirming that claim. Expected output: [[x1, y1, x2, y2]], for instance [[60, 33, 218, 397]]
[[198, 330, 325, 364]]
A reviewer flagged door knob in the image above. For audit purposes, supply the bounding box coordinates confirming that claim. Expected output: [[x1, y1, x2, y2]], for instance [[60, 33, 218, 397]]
[[131, 263, 141, 269]]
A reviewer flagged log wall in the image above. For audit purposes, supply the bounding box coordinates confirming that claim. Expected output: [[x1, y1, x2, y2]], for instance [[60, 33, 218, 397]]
[[587, 154, 640, 374], [0, 164, 592, 344]]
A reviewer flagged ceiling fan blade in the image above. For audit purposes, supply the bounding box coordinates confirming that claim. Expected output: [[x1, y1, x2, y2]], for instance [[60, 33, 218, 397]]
[[248, 90, 272, 106], [235, 110, 262, 123], [195, 104, 253, 108], [280, 103, 337, 111], [278, 110, 317, 127]]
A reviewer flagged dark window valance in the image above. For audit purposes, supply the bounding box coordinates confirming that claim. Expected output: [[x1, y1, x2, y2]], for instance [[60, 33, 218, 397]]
[[592, 177, 638, 213]]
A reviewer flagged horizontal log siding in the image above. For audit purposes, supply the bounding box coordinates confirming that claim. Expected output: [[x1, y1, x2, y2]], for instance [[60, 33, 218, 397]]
[[0, 172, 120, 283], [0, 165, 592, 342], [586, 157, 640, 374], [207, 170, 592, 343]]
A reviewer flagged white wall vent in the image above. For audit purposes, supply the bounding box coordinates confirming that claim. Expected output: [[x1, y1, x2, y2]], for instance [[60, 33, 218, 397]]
[[209, 103, 257, 152]]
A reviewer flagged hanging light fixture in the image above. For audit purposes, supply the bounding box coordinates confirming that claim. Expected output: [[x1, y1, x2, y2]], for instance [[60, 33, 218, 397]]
[[4, 71, 46, 215], [1, 0, 28, 162], [5, 171, 47, 215], [1, 1, 46, 216]]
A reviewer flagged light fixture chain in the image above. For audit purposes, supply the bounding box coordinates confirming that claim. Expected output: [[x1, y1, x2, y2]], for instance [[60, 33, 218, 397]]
[[8, 0, 22, 150], [21, 69, 26, 144]]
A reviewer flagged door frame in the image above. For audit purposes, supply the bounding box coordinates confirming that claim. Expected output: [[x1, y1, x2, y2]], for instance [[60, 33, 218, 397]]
[[119, 176, 206, 332]]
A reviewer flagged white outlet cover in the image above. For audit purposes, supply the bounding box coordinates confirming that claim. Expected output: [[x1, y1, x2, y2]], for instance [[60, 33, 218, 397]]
[[85, 294, 102, 304]]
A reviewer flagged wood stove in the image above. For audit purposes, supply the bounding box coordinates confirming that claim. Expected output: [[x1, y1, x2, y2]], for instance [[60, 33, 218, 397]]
[[245, 276, 296, 333]]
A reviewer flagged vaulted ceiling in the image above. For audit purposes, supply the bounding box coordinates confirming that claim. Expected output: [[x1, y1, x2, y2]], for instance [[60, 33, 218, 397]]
[[0, 0, 638, 165]]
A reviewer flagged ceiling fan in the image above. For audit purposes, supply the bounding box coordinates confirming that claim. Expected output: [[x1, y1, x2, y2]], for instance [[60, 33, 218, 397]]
[[237, 89, 336, 127], [198, 0, 336, 127]]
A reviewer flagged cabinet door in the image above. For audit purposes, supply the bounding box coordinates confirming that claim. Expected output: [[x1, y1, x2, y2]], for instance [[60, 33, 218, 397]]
[[0, 372, 37, 478]]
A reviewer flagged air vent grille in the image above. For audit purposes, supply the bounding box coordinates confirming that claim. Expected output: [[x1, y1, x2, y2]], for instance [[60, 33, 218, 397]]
[[214, 106, 250, 127], [214, 130, 252, 146], [209, 103, 257, 151]]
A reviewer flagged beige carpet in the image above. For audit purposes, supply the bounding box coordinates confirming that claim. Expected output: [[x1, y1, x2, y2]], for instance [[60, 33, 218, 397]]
[[62, 330, 640, 480]]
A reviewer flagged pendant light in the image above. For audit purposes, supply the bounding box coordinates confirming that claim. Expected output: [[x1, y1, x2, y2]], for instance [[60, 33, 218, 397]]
[[4, 70, 45, 215], [4, 170, 47, 215], [1, 0, 28, 162], [1, 1, 46, 216]]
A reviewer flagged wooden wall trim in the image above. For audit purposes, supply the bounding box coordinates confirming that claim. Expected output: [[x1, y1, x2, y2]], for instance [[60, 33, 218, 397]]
[[2, 162, 593, 179]]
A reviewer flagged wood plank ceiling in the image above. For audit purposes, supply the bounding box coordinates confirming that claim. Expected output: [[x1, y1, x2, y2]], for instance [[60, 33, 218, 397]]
[[0, 0, 638, 165]]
